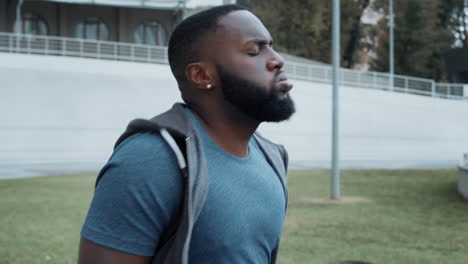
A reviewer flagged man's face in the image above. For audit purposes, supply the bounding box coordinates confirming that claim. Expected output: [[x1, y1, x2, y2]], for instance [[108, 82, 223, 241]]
[[209, 10, 295, 122]]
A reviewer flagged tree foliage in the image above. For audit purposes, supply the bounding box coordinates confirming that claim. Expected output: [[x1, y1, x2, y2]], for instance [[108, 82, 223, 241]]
[[239, 0, 466, 81], [238, 0, 370, 68], [370, 0, 457, 81]]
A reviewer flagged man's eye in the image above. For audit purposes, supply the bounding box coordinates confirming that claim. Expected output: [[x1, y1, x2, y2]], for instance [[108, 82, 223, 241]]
[[248, 51, 259, 56]]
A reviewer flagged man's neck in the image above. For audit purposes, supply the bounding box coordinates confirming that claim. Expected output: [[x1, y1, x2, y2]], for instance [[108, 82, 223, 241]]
[[188, 103, 259, 158]]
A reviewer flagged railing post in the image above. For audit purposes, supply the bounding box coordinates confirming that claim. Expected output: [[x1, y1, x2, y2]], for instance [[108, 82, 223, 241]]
[[389, 73, 393, 91], [431, 81, 436, 97], [341, 69, 344, 85], [45, 37, 48, 55], [384, 73, 392, 91], [147, 46, 150, 62], [447, 85, 451, 98], [16, 33, 21, 52], [404, 77, 408, 93], [61, 39, 65, 56], [373, 71, 377, 88], [131, 45, 135, 61], [308, 66, 313, 81], [114, 44, 117, 60], [27, 36, 31, 54], [9, 34, 13, 53], [358, 70, 361, 87], [97, 41, 101, 59], [80, 39, 83, 57]]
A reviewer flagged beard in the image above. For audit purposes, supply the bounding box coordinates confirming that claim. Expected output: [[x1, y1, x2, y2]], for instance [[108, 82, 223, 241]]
[[217, 65, 296, 123]]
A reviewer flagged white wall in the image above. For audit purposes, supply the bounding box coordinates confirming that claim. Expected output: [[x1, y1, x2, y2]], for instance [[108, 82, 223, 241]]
[[1, 53, 467, 177], [261, 80, 468, 168]]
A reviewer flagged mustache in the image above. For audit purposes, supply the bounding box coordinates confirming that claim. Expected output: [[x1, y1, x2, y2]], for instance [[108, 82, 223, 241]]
[[275, 70, 288, 82]]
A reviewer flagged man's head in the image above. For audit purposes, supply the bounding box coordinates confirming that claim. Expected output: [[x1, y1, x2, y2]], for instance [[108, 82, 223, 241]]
[[168, 4, 295, 122]]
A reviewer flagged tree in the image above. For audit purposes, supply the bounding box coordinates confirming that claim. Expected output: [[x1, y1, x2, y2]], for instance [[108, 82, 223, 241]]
[[341, 0, 370, 68], [370, 0, 454, 81], [238, 0, 370, 68]]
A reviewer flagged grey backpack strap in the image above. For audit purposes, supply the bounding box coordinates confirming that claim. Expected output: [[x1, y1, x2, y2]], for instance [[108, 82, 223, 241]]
[[160, 128, 187, 175], [153, 129, 188, 262]]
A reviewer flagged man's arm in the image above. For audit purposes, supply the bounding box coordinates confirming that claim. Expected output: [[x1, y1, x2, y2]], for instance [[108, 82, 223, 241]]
[[78, 238, 151, 264]]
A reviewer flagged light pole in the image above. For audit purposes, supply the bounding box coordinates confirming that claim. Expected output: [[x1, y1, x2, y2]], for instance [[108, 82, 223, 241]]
[[331, 0, 340, 200], [15, 0, 24, 51], [389, 0, 394, 90]]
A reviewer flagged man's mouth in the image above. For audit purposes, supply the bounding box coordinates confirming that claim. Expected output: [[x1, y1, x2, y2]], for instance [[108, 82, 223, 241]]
[[276, 73, 293, 93]]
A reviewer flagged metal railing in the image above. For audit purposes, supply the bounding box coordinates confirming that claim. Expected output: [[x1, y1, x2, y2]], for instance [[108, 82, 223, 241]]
[[284, 61, 466, 100], [0, 32, 466, 100], [0, 32, 167, 64]]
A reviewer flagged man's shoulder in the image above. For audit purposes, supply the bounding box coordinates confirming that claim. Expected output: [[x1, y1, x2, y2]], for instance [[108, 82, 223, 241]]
[[95, 131, 181, 187], [115, 132, 164, 150], [106, 132, 179, 173], [113, 132, 168, 158]]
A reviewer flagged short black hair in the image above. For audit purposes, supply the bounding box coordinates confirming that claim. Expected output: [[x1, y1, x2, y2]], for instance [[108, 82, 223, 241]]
[[168, 4, 247, 85]]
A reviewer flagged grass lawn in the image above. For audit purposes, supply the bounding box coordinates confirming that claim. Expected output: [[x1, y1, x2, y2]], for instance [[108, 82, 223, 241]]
[[0, 169, 467, 264]]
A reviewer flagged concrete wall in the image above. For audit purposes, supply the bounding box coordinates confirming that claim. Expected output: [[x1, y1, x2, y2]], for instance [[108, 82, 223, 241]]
[[260, 80, 468, 168], [1, 53, 468, 172]]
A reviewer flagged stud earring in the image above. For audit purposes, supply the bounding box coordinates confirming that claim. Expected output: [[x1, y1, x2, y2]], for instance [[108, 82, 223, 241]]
[[206, 84, 213, 89]]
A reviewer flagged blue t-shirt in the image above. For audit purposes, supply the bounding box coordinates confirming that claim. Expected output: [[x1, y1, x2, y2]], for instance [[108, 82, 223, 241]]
[[81, 109, 286, 263]]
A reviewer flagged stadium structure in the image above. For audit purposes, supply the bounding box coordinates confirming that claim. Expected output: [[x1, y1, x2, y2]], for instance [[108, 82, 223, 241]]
[[0, 0, 467, 178]]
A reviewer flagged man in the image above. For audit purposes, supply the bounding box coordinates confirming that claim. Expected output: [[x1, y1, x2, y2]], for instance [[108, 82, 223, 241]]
[[78, 4, 295, 264]]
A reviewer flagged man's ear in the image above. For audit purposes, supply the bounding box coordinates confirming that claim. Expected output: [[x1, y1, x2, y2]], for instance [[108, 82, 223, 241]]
[[185, 62, 214, 90]]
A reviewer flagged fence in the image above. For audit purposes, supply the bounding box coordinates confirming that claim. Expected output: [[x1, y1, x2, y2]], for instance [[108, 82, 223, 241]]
[[283, 62, 466, 99], [0, 32, 466, 100], [0, 32, 167, 64]]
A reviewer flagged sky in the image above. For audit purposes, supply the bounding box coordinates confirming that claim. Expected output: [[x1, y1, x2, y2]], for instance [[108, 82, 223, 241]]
[[186, 0, 225, 8]]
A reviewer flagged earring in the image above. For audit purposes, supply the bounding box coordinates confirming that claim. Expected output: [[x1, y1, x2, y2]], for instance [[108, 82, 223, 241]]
[[206, 84, 213, 89]]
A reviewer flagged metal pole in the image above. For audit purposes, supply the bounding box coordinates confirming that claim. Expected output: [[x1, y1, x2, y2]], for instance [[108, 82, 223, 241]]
[[389, 0, 394, 90], [331, 0, 340, 200], [15, 0, 24, 51]]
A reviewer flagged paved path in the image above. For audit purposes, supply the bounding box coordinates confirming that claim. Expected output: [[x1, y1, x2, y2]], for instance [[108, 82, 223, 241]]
[[0, 162, 102, 180], [0, 160, 457, 180], [0, 161, 318, 180]]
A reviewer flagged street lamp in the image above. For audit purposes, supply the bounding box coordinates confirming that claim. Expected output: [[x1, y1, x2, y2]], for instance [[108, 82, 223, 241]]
[[389, 0, 394, 90], [331, 0, 340, 200], [15, 0, 24, 51]]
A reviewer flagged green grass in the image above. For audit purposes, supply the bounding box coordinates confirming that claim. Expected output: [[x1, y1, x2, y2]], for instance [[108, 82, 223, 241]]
[[279, 170, 468, 264], [0, 170, 467, 264], [0, 174, 95, 264]]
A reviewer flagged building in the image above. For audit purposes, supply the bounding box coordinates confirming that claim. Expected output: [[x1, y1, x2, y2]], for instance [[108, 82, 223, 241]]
[[0, 0, 234, 46]]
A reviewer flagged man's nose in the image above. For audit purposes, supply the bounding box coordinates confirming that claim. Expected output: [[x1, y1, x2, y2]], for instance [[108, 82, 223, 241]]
[[267, 50, 285, 71]]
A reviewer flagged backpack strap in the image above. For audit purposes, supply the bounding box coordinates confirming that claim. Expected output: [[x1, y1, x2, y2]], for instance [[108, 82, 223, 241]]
[[160, 128, 188, 176], [154, 129, 188, 256]]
